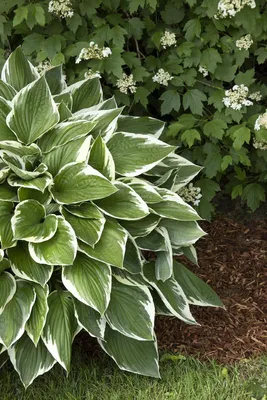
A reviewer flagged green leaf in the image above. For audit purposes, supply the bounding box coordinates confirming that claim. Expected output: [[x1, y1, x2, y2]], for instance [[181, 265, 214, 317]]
[[96, 182, 149, 220], [200, 48, 222, 73], [38, 120, 95, 154], [61, 206, 105, 247], [111, 25, 127, 47], [100, 325, 160, 378], [231, 126, 251, 150], [0, 272, 16, 313], [8, 334, 56, 388], [74, 299, 105, 339], [0, 280, 36, 348], [1, 46, 39, 91], [78, 219, 127, 268], [29, 217, 77, 266], [89, 136, 115, 181], [51, 162, 117, 204], [128, 18, 145, 40], [203, 119, 227, 140], [160, 220, 206, 247], [33, 4, 45, 26], [221, 155, 232, 171], [181, 129, 201, 148], [25, 283, 49, 346], [8, 242, 53, 286], [242, 183, 266, 212], [143, 261, 196, 324], [11, 200, 58, 243], [107, 132, 175, 177], [183, 89, 207, 116], [0, 201, 16, 249], [184, 19, 201, 41], [7, 77, 59, 144], [13, 6, 28, 26], [151, 189, 201, 221], [42, 290, 77, 372], [105, 280, 154, 340], [62, 252, 111, 314], [173, 261, 224, 308], [159, 90, 181, 115]]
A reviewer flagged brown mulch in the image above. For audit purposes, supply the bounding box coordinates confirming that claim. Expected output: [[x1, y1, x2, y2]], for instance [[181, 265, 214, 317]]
[[156, 216, 267, 364]]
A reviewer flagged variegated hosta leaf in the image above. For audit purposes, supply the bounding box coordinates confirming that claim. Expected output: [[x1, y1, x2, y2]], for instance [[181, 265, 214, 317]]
[[160, 220, 206, 247], [116, 116, 165, 138], [12, 200, 58, 243], [61, 206, 105, 247], [8, 242, 53, 286], [62, 252, 111, 314], [135, 228, 168, 252], [0, 280, 36, 348], [8, 173, 53, 192], [0, 182, 18, 202], [44, 65, 67, 95], [127, 179, 163, 204], [123, 236, 142, 274], [107, 132, 176, 177], [74, 299, 106, 339], [64, 78, 102, 112], [25, 283, 49, 345], [38, 120, 95, 154], [6, 76, 59, 144], [0, 98, 17, 140], [42, 290, 77, 371], [0, 258, 10, 274], [143, 262, 197, 325], [151, 189, 201, 221], [95, 182, 149, 220], [105, 280, 155, 341], [173, 261, 224, 308], [155, 227, 173, 282], [120, 214, 160, 238], [18, 187, 52, 205], [0, 201, 16, 249], [78, 219, 127, 268], [0, 79, 17, 101], [9, 334, 56, 388], [29, 217, 77, 266], [99, 326, 160, 378], [0, 271, 16, 313], [1, 46, 39, 91], [51, 162, 117, 204], [88, 136, 115, 181]]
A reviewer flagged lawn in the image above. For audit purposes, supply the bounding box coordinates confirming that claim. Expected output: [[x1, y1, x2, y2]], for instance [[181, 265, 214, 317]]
[[1, 347, 267, 400]]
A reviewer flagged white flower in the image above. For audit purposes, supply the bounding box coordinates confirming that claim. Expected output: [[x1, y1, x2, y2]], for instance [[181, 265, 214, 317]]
[[48, 0, 74, 19], [214, 0, 256, 19], [223, 84, 252, 110], [76, 42, 112, 63], [253, 138, 267, 150], [198, 65, 208, 77], [84, 70, 101, 79], [255, 111, 267, 130], [179, 183, 202, 207], [152, 69, 173, 86], [36, 60, 52, 75], [236, 34, 253, 50], [160, 31, 177, 49], [249, 91, 262, 101], [116, 73, 137, 94]]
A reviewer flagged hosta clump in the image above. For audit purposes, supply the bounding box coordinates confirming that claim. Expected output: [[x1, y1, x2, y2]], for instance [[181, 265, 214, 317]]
[[0, 47, 223, 387]]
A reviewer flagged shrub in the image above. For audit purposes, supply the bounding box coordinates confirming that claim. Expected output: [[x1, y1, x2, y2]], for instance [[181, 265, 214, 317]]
[[1, 1, 267, 217], [0, 47, 223, 387]]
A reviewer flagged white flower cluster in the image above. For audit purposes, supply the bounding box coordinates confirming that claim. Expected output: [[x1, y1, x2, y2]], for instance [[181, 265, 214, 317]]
[[222, 84, 253, 110], [160, 31, 177, 49], [36, 60, 52, 75], [48, 0, 74, 19], [214, 0, 256, 19], [84, 70, 101, 79], [236, 34, 253, 50], [179, 183, 202, 207], [198, 65, 208, 77], [249, 91, 262, 101], [116, 73, 137, 94], [152, 69, 173, 86], [255, 111, 267, 130], [253, 138, 267, 150], [76, 42, 112, 64]]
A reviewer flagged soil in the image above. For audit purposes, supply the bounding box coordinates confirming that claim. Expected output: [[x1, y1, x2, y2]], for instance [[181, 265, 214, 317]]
[[156, 216, 267, 364]]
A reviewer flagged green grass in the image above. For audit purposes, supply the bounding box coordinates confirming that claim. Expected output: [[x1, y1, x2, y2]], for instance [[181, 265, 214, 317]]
[[1, 347, 267, 400]]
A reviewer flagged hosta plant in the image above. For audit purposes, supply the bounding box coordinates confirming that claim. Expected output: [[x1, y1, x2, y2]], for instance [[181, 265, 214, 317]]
[[0, 47, 223, 388]]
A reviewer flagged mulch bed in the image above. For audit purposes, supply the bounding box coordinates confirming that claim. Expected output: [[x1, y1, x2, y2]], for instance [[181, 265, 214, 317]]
[[156, 216, 267, 364]]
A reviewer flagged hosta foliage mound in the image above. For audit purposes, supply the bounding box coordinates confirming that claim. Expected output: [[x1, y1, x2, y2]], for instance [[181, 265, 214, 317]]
[[0, 48, 223, 388]]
